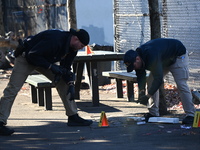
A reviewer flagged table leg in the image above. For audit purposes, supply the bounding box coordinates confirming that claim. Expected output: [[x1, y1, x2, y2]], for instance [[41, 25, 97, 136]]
[[116, 78, 123, 98], [89, 61, 99, 106], [74, 62, 84, 99], [126, 80, 134, 102], [38, 88, 44, 106], [30, 85, 37, 103], [86, 62, 91, 82], [44, 87, 52, 110]]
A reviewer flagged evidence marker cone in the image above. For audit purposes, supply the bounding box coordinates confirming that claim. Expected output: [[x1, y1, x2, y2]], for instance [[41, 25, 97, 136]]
[[98, 111, 109, 127], [85, 45, 93, 54], [193, 111, 200, 128]]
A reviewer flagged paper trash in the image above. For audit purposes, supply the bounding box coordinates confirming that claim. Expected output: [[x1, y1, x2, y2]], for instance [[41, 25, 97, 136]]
[[148, 117, 179, 124], [127, 117, 145, 122]]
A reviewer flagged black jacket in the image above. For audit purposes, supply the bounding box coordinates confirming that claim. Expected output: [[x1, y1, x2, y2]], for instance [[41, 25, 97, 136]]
[[24, 29, 77, 70], [135, 38, 186, 95]]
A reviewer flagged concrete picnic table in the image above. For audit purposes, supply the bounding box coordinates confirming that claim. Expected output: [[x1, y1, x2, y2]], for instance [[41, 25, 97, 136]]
[[74, 50, 125, 106]]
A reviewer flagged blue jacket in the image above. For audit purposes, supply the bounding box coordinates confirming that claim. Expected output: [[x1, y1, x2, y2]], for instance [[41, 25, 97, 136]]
[[24, 29, 77, 70], [136, 38, 186, 95]]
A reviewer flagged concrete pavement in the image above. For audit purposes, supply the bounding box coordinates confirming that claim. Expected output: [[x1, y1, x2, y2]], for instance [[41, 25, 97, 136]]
[[0, 78, 200, 150]]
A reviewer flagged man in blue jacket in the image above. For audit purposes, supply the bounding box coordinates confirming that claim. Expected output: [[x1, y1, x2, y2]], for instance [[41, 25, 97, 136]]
[[0, 28, 93, 136], [124, 38, 195, 124]]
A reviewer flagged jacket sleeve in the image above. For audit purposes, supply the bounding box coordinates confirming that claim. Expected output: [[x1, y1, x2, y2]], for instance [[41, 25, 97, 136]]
[[136, 69, 147, 91], [147, 60, 164, 95], [25, 30, 70, 69], [25, 40, 55, 69], [60, 51, 77, 70]]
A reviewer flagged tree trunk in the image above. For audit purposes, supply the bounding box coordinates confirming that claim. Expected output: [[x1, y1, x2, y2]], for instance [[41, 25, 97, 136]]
[[0, 0, 5, 36], [67, 0, 77, 30], [45, 0, 51, 29], [148, 0, 168, 115], [148, 0, 161, 39]]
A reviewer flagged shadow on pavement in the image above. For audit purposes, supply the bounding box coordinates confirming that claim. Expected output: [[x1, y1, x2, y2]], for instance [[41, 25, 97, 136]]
[[1, 119, 200, 150]]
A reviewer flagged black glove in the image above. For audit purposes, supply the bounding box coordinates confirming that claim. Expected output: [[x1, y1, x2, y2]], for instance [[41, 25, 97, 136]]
[[62, 71, 75, 83], [54, 74, 62, 85], [50, 64, 64, 75], [138, 95, 149, 105], [67, 83, 75, 101]]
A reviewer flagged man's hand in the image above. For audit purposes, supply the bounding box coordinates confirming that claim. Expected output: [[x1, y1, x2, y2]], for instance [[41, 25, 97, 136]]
[[138, 95, 149, 105], [67, 83, 75, 101], [50, 64, 64, 75]]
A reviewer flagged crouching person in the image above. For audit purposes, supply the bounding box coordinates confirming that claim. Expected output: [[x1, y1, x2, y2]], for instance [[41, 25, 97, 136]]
[[123, 38, 195, 124], [0, 28, 93, 136]]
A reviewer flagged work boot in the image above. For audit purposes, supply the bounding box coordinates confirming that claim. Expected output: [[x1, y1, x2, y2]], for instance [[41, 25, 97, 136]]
[[67, 114, 93, 126], [182, 116, 194, 124], [0, 122, 15, 136], [144, 113, 157, 123]]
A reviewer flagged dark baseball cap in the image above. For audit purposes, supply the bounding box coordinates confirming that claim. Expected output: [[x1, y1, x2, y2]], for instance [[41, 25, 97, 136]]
[[123, 49, 138, 72], [70, 28, 90, 45]]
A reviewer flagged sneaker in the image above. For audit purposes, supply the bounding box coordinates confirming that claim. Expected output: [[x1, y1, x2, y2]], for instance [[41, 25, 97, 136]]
[[67, 114, 93, 126], [144, 113, 156, 122], [0, 124, 15, 136], [182, 116, 194, 124]]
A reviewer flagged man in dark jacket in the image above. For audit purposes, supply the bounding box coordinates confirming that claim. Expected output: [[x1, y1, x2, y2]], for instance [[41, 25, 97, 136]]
[[0, 28, 93, 136], [124, 38, 195, 124]]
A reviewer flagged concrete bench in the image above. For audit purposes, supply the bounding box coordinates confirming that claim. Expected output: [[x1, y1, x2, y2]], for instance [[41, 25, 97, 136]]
[[25, 74, 55, 110], [102, 71, 149, 102]]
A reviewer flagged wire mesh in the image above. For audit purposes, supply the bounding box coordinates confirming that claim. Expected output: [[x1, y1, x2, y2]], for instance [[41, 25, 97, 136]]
[[114, 0, 200, 89]]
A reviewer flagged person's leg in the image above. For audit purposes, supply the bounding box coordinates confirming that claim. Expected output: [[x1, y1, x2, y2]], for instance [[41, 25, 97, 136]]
[[169, 52, 195, 124], [0, 56, 35, 135], [0, 56, 35, 124], [36, 68, 93, 126], [35, 68, 78, 116], [158, 82, 168, 115], [146, 73, 160, 117], [145, 70, 169, 121]]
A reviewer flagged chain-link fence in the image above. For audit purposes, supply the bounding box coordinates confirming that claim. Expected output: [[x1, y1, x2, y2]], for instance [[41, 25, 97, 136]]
[[114, 0, 200, 90]]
